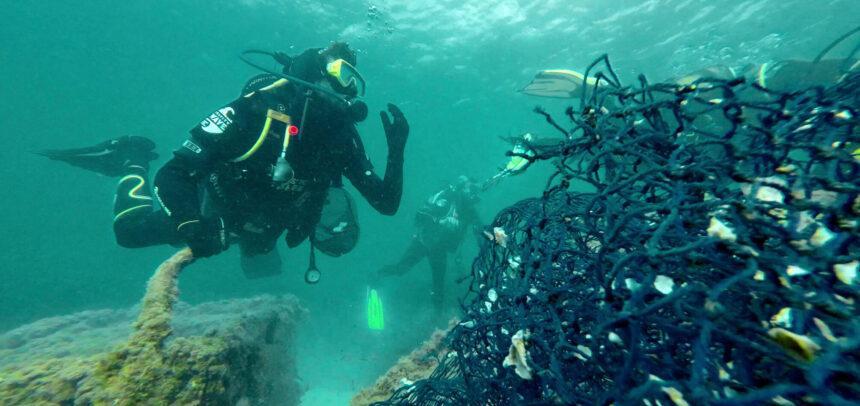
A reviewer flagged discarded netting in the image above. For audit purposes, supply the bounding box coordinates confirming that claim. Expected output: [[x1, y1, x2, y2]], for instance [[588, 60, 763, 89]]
[[378, 57, 860, 405]]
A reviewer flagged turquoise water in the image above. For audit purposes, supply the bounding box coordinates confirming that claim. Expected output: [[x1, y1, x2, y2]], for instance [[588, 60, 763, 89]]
[[1, 0, 857, 403]]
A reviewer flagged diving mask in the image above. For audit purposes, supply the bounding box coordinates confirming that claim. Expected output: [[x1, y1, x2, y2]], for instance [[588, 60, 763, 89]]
[[326, 59, 366, 97]]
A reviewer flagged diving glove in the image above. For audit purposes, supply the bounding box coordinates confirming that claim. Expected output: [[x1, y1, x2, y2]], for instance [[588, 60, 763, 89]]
[[177, 217, 228, 258], [380, 103, 409, 156]]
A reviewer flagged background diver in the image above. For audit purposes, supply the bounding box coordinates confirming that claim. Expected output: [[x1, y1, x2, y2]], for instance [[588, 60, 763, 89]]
[[37, 42, 410, 280], [372, 176, 482, 317]]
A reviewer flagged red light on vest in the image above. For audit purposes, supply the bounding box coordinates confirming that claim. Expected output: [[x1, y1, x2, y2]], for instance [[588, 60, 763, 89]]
[[288, 125, 299, 136]]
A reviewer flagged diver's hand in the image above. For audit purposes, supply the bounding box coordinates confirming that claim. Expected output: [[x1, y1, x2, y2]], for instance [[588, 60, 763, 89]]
[[177, 217, 229, 258], [380, 103, 409, 156]]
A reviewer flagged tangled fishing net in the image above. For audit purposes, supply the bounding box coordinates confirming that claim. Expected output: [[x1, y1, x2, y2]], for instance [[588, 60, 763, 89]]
[[377, 56, 860, 405]]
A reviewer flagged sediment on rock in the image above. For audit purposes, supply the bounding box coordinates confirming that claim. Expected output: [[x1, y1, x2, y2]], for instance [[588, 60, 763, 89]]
[[0, 249, 307, 405]]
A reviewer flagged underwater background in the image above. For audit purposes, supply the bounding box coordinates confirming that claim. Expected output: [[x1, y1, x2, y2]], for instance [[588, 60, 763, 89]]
[[1, 0, 858, 403]]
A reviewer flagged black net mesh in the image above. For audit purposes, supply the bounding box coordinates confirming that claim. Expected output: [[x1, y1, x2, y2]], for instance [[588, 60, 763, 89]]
[[376, 55, 860, 405]]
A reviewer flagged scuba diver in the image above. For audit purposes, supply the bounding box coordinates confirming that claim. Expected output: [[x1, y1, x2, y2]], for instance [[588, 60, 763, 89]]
[[37, 42, 410, 281], [373, 176, 482, 316]]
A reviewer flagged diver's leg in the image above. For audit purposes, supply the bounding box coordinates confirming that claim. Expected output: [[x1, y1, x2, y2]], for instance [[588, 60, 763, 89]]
[[427, 249, 448, 316], [41, 135, 174, 248], [112, 165, 180, 248], [378, 236, 427, 277]]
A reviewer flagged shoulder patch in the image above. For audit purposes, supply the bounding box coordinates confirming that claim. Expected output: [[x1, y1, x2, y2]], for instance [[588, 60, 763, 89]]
[[200, 107, 236, 134]]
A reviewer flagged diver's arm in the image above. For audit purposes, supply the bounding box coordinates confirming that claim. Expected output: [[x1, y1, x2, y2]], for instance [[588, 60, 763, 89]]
[[346, 133, 405, 215], [346, 104, 409, 215], [153, 98, 255, 257]]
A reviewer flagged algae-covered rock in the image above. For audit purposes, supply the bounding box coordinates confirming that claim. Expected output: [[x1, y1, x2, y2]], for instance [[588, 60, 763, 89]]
[[351, 320, 456, 406], [1, 295, 305, 405], [0, 249, 306, 405]]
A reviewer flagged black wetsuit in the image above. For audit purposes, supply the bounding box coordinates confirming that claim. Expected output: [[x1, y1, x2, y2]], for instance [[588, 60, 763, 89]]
[[112, 81, 403, 258]]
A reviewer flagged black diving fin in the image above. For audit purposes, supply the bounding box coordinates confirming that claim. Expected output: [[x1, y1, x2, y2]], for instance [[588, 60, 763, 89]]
[[35, 135, 158, 176]]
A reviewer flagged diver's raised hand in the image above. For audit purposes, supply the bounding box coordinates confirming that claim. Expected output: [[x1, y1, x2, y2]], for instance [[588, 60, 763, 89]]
[[380, 103, 409, 156]]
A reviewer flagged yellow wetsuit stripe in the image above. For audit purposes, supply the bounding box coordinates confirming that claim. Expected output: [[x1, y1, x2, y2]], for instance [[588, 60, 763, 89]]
[[113, 204, 152, 222], [119, 174, 152, 201], [176, 219, 200, 232]]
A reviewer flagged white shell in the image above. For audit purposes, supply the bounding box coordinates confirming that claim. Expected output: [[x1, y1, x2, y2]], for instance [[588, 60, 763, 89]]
[[492, 227, 509, 248], [834, 110, 853, 120], [502, 330, 532, 380], [488, 289, 498, 302], [576, 345, 592, 357], [834, 261, 858, 285], [786, 265, 810, 277], [654, 275, 675, 295], [770, 307, 793, 328], [624, 278, 641, 291], [810, 226, 836, 247], [707, 217, 737, 242], [755, 185, 784, 203]]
